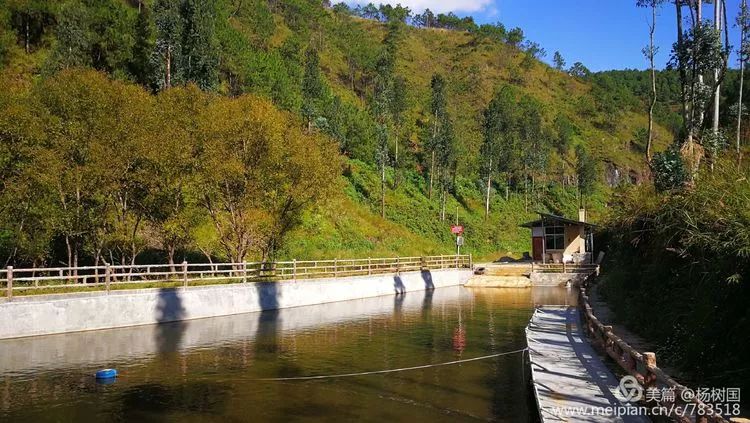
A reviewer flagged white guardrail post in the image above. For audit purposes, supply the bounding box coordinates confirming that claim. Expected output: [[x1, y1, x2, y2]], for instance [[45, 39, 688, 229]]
[[105, 264, 111, 293], [182, 261, 188, 288], [6, 266, 12, 300]]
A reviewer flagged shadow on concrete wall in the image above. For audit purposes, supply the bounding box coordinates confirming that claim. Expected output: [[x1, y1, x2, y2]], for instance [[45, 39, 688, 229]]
[[255, 282, 280, 311], [155, 288, 187, 354], [254, 281, 282, 354], [393, 274, 406, 295], [420, 270, 435, 290]]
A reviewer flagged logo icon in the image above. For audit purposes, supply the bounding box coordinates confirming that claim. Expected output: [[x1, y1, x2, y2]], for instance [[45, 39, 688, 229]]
[[619, 376, 644, 402]]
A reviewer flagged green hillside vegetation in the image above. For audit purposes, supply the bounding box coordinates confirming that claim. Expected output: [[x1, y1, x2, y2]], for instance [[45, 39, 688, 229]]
[[0, 0, 670, 266]]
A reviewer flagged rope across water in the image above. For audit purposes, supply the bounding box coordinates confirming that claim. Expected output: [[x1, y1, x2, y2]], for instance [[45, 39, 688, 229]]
[[256, 347, 529, 381]]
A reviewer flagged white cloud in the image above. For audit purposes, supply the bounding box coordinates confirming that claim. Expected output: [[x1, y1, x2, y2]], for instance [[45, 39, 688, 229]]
[[348, 0, 493, 14]]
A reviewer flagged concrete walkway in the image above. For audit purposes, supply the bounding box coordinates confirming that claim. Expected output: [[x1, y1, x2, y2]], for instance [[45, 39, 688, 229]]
[[526, 307, 649, 423]]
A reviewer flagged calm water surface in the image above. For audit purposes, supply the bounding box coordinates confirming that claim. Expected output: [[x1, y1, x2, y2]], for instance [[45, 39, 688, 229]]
[[0, 286, 576, 422]]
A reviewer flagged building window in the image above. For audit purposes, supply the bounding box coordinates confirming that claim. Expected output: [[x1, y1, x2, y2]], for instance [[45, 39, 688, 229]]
[[544, 226, 565, 250]]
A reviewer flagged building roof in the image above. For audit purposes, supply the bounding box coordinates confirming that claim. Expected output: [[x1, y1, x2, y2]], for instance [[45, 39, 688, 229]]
[[520, 212, 597, 229]]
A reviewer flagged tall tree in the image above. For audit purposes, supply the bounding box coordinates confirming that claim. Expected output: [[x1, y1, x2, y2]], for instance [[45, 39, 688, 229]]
[[301, 46, 325, 132], [637, 0, 665, 164], [180, 0, 219, 90], [153, 0, 183, 90], [130, 4, 155, 88], [6, 0, 53, 54], [711, 0, 722, 136], [426, 73, 447, 200], [553, 51, 566, 71], [481, 87, 516, 218], [738, 0, 749, 164], [575, 144, 597, 208]]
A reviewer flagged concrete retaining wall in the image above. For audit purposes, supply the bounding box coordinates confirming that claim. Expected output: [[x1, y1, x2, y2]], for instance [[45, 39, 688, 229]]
[[530, 272, 589, 287], [0, 286, 467, 374], [0, 269, 471, 339]]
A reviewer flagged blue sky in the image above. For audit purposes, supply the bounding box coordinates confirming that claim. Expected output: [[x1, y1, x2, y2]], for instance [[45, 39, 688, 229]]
[[349, 1, 743, 72]]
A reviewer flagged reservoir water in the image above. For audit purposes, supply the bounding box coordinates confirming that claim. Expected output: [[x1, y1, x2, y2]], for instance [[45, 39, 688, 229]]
[[0, 286, 576, 422]]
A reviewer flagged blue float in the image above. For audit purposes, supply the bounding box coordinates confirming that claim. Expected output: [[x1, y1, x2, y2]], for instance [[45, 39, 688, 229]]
[[95, 369, 118, 380]]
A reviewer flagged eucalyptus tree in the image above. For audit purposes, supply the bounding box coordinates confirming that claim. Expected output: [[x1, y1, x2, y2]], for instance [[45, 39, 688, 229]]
[[670, 0, 729, 170], [426, 73, 447, 199], [153, 0, 183, 89], [737, 0, 749, 164], [637, 0, 666, 164]]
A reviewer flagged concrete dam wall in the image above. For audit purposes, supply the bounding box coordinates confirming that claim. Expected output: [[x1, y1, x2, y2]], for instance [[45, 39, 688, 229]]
[[0, 269, 472, 339]]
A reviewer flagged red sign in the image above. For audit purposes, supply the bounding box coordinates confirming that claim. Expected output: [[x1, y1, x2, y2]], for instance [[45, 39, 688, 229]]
[[451, 225, 464, 235]]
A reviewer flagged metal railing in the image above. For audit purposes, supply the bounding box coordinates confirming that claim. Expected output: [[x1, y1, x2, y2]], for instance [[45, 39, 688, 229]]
[[579, 276, 728, 423], [0, 254, 472, 299]]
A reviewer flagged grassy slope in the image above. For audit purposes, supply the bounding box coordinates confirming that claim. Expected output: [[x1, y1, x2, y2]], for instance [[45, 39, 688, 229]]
[[283, 18, 668, 261]]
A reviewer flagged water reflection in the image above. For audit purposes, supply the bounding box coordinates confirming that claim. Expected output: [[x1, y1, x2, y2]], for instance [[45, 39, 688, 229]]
[[0, 286, 576, 422], [155, 288, 187, 354]]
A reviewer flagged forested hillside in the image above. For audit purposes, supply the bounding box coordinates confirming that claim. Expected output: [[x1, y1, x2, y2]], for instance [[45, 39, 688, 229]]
[[0, 0, 673, 267]]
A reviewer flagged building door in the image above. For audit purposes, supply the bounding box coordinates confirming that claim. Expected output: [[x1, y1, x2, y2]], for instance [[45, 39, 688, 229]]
[[532, 237, 543, 261]]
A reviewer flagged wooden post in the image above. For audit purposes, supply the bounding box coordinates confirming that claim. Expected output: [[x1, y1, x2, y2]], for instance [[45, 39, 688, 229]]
[[469, 253, 473, 269], [6, 266, 12, 300], [334, 258, 338, 278], [563, 261, 566, 273], [293, 259, 297, 282], [368, 257, 371, 275], [242, 262, 247, 283], [396, 256, 399, 273], [105, 265, 111, 293], [182, 261, 188, 288], [643, 352, 657, 388]]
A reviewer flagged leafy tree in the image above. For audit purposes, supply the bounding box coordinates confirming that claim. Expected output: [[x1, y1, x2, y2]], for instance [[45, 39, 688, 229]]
[[301, 46, 326, 131], [147, 85, 208, 269], [152, 0, 183, 89], [553, 51, 566, 71], [412, 8, 435, 28], [652, 146, 687, 191], [568, 62, 590, 78], [130, 5, 156, 88], [426, 73, 446, 199], [378, 4, 410, 23], [575, 143, 597, 206], [474, 23, 506, 42], [358, 3, 379, 20], [197, 95, 339, 261], [49, 2, 93, 69], [518, 95, 548, 209], [521, 41, 545, 69], [6, 0, 54, 54], [180, 0, 219, 90], [554, 113, 576, 154], [506, 27, 524, 47], [481, 86, 517, 216]]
